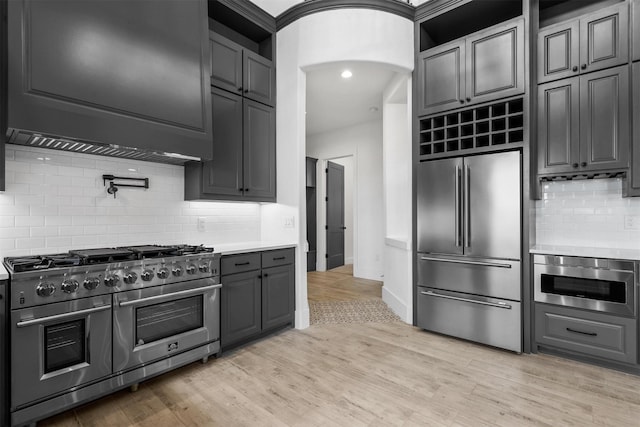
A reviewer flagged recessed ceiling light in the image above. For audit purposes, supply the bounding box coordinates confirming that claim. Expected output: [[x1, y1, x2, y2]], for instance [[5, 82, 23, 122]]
[[341, 70, 353, 79], [128, 168, 137, 172], [369, 106, 379, 112]]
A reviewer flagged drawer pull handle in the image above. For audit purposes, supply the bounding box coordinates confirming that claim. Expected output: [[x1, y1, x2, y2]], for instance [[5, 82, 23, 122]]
[[420, 256, 512, 269], [273, 256, 286, 261], [421, 291, 512, 309], [235, 262, 251, 266], [566, 328, 597, 337]]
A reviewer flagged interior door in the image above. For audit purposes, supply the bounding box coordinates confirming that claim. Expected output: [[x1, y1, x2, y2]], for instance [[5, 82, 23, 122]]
[[464, 151, 521, 260], [326, 161, 345, 270], [417, 157, 463, 255]]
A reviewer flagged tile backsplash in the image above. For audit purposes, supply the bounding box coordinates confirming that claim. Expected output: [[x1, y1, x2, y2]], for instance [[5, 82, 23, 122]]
[[536, 178, 640, 250], [0, 145, 261, 256]]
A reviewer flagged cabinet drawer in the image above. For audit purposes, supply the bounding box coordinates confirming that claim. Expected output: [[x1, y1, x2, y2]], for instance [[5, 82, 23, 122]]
[[262, 248, 294, 268], [535, 304, 637, 364], [221, 253, 261, 274]]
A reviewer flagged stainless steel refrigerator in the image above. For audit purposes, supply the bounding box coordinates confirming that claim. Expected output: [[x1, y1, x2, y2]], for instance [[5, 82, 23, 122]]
[[416, 150, 522, 352]]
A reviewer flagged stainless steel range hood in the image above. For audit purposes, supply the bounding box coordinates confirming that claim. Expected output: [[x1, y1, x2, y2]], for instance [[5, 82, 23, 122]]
[[7, 129, 201, 166]]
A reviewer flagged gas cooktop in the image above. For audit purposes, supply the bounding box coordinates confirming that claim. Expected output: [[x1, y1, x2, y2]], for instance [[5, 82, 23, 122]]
[[4, 244, 215, 273]]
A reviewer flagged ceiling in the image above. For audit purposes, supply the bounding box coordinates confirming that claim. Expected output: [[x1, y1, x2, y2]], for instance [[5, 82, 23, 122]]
[[305, 63, 397, 136]]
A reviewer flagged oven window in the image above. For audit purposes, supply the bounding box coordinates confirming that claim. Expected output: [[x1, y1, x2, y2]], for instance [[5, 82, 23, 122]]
[[541, 274, 626, 303], [135, 296, 203, 345], [44, 319, 86, 373]]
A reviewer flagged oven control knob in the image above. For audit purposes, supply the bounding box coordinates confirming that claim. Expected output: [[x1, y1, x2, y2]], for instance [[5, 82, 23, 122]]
[[104, 275, 119, 287], [186, 264, 197, 275], [157, 268, 170, 279], [123, 272, 138, 285], [36, 282, 56, 297], [61, 279, 79, 294], [141, 270, 154, 281], [83, 278, 100, 290], [198, 264, 209, 273], [172, 266, 183, 277]]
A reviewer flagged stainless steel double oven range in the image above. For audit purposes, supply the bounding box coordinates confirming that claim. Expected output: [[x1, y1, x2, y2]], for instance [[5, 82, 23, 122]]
[[3, 245, 221, 426]]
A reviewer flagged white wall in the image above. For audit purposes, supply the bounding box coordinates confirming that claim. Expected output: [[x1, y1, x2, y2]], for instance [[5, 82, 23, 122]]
[[536, 179, 640, 250], [0, 145, 261, 256], [327, 156, 354, 265], [307, 122, 383, 279], [263, 8, 413, 329], [381, 74, 413, 323]]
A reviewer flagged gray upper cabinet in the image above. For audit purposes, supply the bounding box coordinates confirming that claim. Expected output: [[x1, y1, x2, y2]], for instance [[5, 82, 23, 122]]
[[417, 18, 524, 117], [210, 32, 275, 107], [417, 42, 465, 116], [538, 65, 630, 176], [465, 19, 525, 105], [538, 3, 629, 84], [634, 0, 640, 62], [243, 99, 276, 201], [628, 62, 640, 196], [7, 0, 212, 159]]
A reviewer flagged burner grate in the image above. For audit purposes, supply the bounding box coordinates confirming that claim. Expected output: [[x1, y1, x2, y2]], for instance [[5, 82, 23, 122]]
[[69, 248, 136, 264], [4, 254, 82, 272], [123, 245, 181, 259]]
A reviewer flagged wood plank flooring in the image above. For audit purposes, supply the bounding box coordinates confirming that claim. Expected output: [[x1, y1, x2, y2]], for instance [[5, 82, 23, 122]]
[[38, 267, 640, 426], [307, 264, 382, 302]]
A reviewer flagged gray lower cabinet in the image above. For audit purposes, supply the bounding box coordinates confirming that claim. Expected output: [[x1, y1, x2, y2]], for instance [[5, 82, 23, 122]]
[[417, 17, 524, 116], [537, 3, 629, 84], [184, 89, 276, 202], [538, 65, 630, 176], [535, 304, 637, 364], [221, 249, 295, 349]]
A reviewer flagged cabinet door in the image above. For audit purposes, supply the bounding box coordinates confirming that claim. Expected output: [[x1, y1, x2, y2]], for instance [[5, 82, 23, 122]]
[[538, 20, 580, 84], [417, 41, 465, 116], [7, 0, 212, 158], [633, 0, 640, 61], [202, 87, 243, 196], [210, 32, 243, 94], [262, 264, 295, 331], [243, 99, 276, 201], [244, 51, 275, 106], [579, 3, 629, 74], [631, 63, 640, 195], [466, 19, 525, 105], [537, 78, 580, 175], [221, 271, 261, 348], [580, 66, 630, 172]]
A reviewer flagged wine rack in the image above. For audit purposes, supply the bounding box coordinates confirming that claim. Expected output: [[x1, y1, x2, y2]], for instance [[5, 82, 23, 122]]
[[419, 97, 524, 159]]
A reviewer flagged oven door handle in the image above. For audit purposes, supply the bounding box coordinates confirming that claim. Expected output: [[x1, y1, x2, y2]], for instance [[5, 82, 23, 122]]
[[118, 283, 222, 308], [16, 304, 111, 328]]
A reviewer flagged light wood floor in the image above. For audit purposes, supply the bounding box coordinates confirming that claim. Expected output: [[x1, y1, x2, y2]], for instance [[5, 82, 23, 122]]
[[307, 264, 382, 302], [40, 321, 640, 427]]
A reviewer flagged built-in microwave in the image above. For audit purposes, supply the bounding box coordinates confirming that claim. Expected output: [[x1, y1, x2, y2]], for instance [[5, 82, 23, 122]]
[[533, 255, 637, 317]]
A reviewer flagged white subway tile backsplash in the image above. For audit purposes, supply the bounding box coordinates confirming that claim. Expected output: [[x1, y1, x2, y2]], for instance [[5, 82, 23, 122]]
[[1, 145, 262, 256], [536, 178, 640, 250]]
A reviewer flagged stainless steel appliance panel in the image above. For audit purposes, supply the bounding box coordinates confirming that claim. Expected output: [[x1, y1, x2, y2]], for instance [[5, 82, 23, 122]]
[[464, 151, 521, 259], [113, 278, 220, 372], [10, 295, 112, 408], [0, 280, 6, 426], [417, 286, 522, 353], [533, 255, 636, 317], [417, 157, 464, 255], [418, 254, 521, 301]]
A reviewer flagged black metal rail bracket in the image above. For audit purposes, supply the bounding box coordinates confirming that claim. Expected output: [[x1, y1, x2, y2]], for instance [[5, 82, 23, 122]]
[[102, 174, 149, 198]]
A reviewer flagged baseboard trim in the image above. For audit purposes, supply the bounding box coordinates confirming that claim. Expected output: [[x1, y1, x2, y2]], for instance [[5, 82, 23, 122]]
[[382, 287, 410, 324]]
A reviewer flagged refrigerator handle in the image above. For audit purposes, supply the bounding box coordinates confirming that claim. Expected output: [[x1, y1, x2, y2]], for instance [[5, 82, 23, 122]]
[[455, 166, 461, 247], [464, 164, 471, 248]]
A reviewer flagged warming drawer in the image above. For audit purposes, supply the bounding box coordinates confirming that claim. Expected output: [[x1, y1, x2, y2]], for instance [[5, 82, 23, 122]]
[[417, 286, 522, 353]]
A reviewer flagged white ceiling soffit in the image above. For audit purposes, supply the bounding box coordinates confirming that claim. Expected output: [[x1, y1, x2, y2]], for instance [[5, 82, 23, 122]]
[[305, 62, 396, 136], [249, 0, 431, 18]]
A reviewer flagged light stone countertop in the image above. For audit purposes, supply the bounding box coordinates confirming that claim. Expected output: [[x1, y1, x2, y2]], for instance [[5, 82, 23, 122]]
[[0, 263, 7, 281], [211, 241, 297, 256], [530, 245, 640, 261]]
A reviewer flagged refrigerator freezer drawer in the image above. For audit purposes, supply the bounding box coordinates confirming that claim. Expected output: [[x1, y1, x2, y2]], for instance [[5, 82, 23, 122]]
[[417, 287, 522, 353], [417, 254, 521, 301]]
